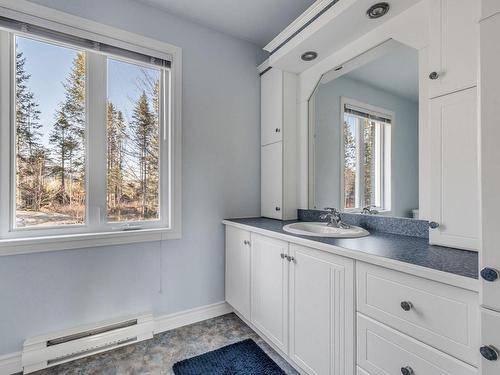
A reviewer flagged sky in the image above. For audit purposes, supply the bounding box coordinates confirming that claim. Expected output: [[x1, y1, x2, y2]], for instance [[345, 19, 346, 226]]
[[17, 35, 159, 147]]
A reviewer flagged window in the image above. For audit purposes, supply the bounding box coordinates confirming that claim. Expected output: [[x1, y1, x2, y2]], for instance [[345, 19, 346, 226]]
[[0, 11, 181, 252], [342, 99, 392, 212]]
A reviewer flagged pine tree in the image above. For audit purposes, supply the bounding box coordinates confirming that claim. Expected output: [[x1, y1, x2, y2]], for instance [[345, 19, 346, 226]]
[[129, 91, 158, 218], [15, 50, 47, 211], [50, 52, 86, 206], [107, 102, 126, 212]]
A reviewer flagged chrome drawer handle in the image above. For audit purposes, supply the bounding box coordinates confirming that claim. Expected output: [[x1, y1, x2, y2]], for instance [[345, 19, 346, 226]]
[[429, 71, 439, 80], [401, 301, 413, 311], [480, 345, 499, 361], [481, 267, 500, 282], [401, 366, 415, 375], [429, 221, 439, 229]]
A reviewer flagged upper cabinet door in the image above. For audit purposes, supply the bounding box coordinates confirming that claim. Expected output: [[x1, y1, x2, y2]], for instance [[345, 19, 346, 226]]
[[261, 142, 283, 219], [289, 244, 355, 375], [251, 234, 289, 353], [261, 68, 283, 146], [480, 12, 500, 311], [429, 87, 479, 250], [225, 226, 251, 320], [429, 0, 480, 98]]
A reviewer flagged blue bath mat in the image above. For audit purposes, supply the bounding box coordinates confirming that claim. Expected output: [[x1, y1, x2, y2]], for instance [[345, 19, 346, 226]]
[[172, 339, 286, 375]]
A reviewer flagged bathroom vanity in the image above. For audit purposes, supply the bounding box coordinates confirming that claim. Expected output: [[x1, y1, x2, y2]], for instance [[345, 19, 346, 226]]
[[223, 217, 479, 375], [226, 0, 500, 374]]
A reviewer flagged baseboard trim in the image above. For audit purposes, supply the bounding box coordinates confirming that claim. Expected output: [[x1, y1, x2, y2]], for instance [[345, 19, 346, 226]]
[[0, 301, 233, 375], [154, 301, 233, 334]]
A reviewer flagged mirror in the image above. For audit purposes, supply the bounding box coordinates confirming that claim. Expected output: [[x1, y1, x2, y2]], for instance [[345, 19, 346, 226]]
[[308, 40, 419, 219]]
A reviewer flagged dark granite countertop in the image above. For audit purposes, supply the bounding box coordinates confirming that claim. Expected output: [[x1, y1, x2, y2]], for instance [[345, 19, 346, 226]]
[[224, 217, 478, 280]]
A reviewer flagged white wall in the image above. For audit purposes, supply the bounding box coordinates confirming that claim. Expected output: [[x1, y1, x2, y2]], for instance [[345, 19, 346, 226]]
[[0, 0, 263, 355], [313, 75, 419, 217]]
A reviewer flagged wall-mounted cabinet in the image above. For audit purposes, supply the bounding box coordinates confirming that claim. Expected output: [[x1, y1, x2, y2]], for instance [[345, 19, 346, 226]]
[[260, 68, 297, 220], [428, 0, 480, 98], [429, 87, 479, 250]]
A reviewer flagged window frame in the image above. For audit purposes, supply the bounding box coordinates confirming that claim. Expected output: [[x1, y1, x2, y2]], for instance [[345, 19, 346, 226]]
[[0, 1, 182, 255], [340, 97, 393, 214]]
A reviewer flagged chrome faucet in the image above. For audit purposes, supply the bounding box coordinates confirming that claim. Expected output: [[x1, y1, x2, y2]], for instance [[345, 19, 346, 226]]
[[362, 205, 379, 215], [320, 207, 350, 229]]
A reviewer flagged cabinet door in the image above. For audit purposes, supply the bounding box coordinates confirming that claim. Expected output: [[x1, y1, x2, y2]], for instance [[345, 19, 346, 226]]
[[289, 244, 355, 375], [481, 308, 500, 374], [429, 87, 479, 250], [225, 226, 251, 320], [251, 234, 288, 353], [261, 68, 283, 146], [261, 142, 283, 219], [429, 0, 479, 98], [479, 12, 500, 312]]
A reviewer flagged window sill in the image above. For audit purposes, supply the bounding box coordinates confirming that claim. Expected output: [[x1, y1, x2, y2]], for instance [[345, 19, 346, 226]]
[[0, 228, 181, 256]]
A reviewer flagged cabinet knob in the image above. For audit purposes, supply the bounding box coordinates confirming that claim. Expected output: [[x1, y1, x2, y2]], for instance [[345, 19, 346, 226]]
[[401, 301, 413, 311], [275, 206, 281, 211], [480, 345, 499, 361], [429, 71, 439, 80], [275, 128, 281, 133], [401, 366, 415, 375], [429, 221, 440, 229], [280, 253, 286, 259], [243, 240, 250, 245], [481, 267, 500, 282]]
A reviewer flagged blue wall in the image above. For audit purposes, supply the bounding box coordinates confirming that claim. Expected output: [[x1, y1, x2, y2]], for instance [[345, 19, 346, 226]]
[[0, 0, 263, 355], [313, 75, 419, 217]]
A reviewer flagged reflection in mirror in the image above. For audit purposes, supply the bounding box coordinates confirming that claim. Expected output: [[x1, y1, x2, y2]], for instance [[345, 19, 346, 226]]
[[309, 40, 419, 218]]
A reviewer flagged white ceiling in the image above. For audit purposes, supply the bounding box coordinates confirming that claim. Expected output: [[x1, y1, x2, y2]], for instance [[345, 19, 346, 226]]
[[135, 0, 317, 46], [346, 44, 419, 102]]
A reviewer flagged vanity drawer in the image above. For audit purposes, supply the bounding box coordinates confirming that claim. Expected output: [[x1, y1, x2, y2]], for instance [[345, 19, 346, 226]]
[[357, 314, 477, 375], [357, 262, 479, 366]]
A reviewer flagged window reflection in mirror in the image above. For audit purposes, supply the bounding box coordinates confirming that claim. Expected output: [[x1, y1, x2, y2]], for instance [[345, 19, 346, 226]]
[[309, 40, 418, 219]]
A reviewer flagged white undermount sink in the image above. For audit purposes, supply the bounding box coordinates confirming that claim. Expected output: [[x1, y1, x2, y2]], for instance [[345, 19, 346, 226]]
[[282, 222, 369, 238]]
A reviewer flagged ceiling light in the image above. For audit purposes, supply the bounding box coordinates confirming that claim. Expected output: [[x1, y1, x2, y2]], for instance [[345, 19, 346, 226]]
[[366, 2, 390, 19], [301, 51, 318, 62]]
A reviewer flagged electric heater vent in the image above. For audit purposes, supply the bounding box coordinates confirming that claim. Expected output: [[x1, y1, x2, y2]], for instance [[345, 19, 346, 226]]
[[46, 319, 138, 346], [22, 313, 153, 374], [47, 337, 137, 365]]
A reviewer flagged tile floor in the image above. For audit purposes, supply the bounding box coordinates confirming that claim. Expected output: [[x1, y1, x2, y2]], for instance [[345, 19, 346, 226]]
[[26, 313, 298, 375]]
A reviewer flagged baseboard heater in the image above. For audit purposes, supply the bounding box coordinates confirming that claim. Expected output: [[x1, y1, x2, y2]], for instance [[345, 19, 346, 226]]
[[21, 313, 154, 373]]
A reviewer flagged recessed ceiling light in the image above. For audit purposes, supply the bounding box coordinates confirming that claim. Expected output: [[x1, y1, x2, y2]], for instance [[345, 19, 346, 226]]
[[301, 51, 318, 62], [366, 2, 390, 19]]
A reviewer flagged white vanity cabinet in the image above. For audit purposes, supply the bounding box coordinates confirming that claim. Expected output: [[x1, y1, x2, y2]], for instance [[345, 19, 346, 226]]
[[429, 87, 479, 250], [260, 67, 297, 220], [225, 226, 251, 321], [428, 0, 480, 98], [251, 234, 289, 353], [225, 226, 355, 374], [224, 223, 479, 375], [288, 244, 354, 375]]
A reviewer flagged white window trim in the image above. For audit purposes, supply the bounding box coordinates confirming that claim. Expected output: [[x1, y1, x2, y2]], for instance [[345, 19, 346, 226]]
[[340, 97, 393, 214], [0, 0, 182, 256]]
